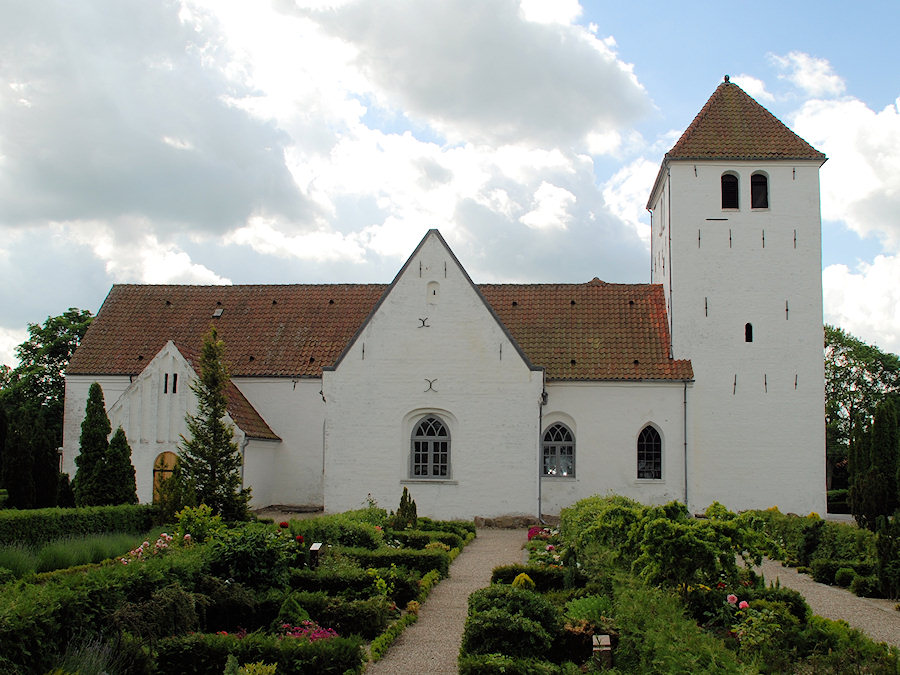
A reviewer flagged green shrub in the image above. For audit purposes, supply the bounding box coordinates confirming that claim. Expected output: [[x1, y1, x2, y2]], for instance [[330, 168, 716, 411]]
[[207, 525, 297, 589], [389, 487, 417, 530], [511, 573, 535, 590], [460, 608, 552, 660], [834, 566, 856, 587], [111, 582, 205, 643], [369, 612, 417, 662], [175, 504, 225, 544], [154, 631, 365, 675], [332, 546, 450, 577], [417, 517, 476, 538], [811, 558, 875, 585], [288, 591, 395, 638], [491, 564, 584, 591], [795, 615, 900, 671], [850, 574, 880, 597], [468, 585, 561, 633], [564, 594, 614, 628], [291, 516, 382, 550], [0, 504, 157, 547], [827, 489, 850, 514], [743, 584, 810, 624], [458, 653, 559, 675], [387, 529, 464, 550]]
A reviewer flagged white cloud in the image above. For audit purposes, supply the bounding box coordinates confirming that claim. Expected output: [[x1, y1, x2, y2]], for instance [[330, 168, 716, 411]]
[[226, 217, 368, 263], [824, 256, 900, 355], [520, 182, 575, 230], [771, 51, 845, 98], [791, 96, 900, 249], [731, 74, 774, 103], [602, 158, 657, 244], [295, 0, 650, 146], [519, 0, 582, 25], [0, 326, 26, 369]]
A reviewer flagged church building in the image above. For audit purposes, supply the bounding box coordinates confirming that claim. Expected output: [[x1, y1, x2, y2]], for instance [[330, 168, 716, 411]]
[[62, 79, 827, 519]]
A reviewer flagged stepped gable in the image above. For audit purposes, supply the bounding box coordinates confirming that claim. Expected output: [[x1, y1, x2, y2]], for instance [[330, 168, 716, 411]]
[[69, 280, 692, 382], [667, 77, 826, 161]]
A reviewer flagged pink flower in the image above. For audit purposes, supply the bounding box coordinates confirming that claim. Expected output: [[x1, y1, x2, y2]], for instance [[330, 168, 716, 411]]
[[726, 594, 738, 605], [183, 534, 191, 541], [546, 544, 555, 551], [738, 600, 749, 610]]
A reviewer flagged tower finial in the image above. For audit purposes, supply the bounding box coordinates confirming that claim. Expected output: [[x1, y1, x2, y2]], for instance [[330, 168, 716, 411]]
[[724, 74, 730, 83]]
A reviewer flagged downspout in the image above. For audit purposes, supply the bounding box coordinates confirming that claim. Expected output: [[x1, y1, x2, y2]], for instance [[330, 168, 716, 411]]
[[240, 435, 249, 490], [667, 167, 674, 354], [683, 381, 688, 508], [538, 381, 547, 523]]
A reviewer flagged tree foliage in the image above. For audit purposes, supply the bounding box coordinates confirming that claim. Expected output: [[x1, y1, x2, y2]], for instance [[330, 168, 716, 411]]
[[178, 326, 251, 521], [825, 325, 900, 463], [102, 427, 138, 506], [851, 396, 900, 530]]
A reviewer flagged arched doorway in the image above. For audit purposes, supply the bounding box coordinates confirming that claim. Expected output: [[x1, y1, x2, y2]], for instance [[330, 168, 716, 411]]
[[153, 451, 178, 503]]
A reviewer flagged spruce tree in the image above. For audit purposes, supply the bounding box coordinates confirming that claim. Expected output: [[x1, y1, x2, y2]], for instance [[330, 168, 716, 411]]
[[179, 326, 250, 520], [851, 396, 900, 530], [102, 427, 138, 505], [74, 382, 110, 506], [3, 411, 35, 509]]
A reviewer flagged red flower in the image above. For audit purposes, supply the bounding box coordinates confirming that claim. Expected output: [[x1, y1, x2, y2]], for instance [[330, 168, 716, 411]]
[[296, 535, 304, 543], [279, 521, 289, 528]]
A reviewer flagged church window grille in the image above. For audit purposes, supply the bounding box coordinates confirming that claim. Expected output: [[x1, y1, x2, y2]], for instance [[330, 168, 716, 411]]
[[721, 173, 739, 209], [411, 416, 450, 478], [542, 423, 575, 477], [637, 426, 662, 480], [751, 172, 769, 209]]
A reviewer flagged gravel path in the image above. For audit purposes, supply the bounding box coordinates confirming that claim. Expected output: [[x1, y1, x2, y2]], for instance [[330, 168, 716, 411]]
[[754, 558, 900, 647], [366, 528, 526, 674]]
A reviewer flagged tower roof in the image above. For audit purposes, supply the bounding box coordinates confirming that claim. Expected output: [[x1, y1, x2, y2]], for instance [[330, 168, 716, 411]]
[[666, 77, 826, 161]]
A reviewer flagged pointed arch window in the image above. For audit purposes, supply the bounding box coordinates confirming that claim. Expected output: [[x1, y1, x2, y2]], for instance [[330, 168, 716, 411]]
[[751, 172, 769, 209], [721, 173, 739, 209], [637, 426, 662, 480], [542, 423, 575, 477], [411, 415, 450, 478]]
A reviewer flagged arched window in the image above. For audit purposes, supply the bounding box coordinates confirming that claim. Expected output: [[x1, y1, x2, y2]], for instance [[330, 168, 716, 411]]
[[637, 426, 662, 480], [745, 322, 753, 342], [411, 416, 450, 478], [542, 423, 575, 477], [751, 172, 768, 209], [721, 173, 739, 209], [153, 451, 178, 503]]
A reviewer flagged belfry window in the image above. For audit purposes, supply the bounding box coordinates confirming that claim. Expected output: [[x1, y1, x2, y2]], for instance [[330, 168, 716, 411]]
[[721, 173, 739, 209], [411, 416, 450, 478], [745, 323, 753, 342], [751, 173, 769, 209]]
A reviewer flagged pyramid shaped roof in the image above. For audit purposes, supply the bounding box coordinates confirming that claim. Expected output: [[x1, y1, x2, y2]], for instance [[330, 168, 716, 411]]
[[667, 77, 826, 161]]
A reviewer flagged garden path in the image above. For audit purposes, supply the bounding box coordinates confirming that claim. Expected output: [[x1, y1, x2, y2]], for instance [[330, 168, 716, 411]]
[[365, 528, 527, 674], [755, 558, 900, 647]]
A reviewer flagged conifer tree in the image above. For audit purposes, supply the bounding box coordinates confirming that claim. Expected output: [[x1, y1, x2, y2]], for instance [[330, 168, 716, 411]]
[[102, 427, 138, 505], [179, 326, 250, 520], [74, 382, 110, 506], [2, 411, 35, 509], [851, 396, 900, 530]]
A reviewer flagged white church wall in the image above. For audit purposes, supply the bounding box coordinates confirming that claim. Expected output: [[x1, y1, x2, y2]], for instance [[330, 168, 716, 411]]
[[62, 374, 132, 478], [323, 233, 543, 520], [231, 377, 325, 508], [658, 161, 826, 515], [540, 381, 688, 515]]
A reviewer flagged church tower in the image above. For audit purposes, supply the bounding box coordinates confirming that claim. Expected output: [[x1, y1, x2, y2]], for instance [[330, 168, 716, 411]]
[[646, 77, 827, 514]]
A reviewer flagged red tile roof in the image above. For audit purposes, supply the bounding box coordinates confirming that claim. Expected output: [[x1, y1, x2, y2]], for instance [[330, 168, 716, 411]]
[[667, 78, 826, 161], [177, 344, 280, 440], [68, 281, 691, 383]]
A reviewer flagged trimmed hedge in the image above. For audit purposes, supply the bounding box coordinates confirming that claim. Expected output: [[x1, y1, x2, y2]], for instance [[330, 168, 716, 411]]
[[288, 591, 395, 638], [155, 632, 365, 675], [417, 517, 477, 538], [810, 558, 875, 585], [0, 505, 157, 546], [461, 608, 553, 660], [458, 653, 559, 675], [289, 566, 420, 606], [468, 585, 560, 633], [490, 564, 585, 591], [333, 546, 450, 577], [387, 529, 464, 550], [291, 516, 381, 550]]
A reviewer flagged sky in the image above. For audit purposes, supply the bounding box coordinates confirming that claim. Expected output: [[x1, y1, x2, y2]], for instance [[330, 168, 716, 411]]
[[1, 0, 899, 367]]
